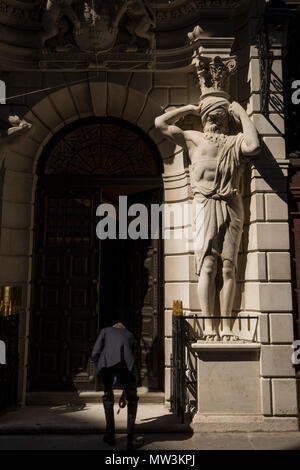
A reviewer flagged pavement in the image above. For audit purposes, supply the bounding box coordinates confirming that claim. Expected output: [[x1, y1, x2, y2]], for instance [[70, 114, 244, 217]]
[[1, 432, 300, 450], [0, 404, 190, 434], [0, 405, 300, 450]]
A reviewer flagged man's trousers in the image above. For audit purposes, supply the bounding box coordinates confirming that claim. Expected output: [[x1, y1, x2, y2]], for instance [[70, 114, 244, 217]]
[[100, 362, 139, 440]]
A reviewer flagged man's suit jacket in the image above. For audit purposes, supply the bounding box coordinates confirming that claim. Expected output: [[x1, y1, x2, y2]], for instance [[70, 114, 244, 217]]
[[91, 327, 136, 377]]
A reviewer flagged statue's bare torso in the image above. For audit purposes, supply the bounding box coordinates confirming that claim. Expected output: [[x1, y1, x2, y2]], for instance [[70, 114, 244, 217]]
[[183, 130, 223, 190]]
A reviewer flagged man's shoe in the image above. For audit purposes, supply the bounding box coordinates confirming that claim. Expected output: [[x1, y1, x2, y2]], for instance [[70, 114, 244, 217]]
[[126, 436, 145, 450], [103, 435, 116, 446]]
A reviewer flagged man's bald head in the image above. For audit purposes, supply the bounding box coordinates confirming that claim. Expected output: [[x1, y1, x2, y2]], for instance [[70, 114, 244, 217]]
[[113, 322, 126, 329]]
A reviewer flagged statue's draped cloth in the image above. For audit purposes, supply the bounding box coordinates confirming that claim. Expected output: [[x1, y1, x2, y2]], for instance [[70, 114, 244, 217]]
[[190, 132, 246, 275]]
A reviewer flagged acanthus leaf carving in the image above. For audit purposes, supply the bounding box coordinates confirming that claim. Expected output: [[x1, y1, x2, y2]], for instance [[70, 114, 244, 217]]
[[192, 55, 237, 99]]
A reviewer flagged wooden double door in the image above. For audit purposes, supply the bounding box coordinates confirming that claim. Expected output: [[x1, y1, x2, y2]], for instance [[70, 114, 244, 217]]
[[29, 178, 163, 392]]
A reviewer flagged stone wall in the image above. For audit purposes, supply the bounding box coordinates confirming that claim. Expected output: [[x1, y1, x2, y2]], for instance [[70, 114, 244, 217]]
[[0, 0, 298, 428]]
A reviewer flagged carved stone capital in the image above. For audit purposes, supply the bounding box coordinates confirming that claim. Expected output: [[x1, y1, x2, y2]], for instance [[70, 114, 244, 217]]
[[192, 54, 237, 98]]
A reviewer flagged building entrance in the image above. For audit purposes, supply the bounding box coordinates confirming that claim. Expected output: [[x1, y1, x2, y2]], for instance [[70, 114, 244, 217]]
[[28, 117, 163, 392]]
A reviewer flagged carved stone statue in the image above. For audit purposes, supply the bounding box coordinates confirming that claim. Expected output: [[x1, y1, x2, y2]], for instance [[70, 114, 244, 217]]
[[75, 1, 118, 53], [1, 116, 32, 143], [74, 0, 156, 54], [125, 0, 156, 51], [155, 55, 260, 341], [41, 0, 80, 49]]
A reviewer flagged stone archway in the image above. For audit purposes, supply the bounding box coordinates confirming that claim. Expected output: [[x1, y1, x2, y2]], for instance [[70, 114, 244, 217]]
[[29, 116, 164, 392], [0, 80, 179, 404]]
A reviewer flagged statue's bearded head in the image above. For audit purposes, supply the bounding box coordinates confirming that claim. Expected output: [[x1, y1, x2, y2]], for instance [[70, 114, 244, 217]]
[[199, 96, 230, 134]]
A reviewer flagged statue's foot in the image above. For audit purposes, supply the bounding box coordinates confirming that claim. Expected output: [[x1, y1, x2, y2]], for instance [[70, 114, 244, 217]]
[[126, 46, 138, 53], [220, 334, 240, 342], [56, 44, 72, 52]]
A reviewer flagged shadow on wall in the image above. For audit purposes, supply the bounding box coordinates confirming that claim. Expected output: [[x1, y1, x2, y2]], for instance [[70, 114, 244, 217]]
[[235, 141, 288, 319], [253, 140, 288, 202]]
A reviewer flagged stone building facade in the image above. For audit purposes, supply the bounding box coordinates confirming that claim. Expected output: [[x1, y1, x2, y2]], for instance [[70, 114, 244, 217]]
[[0, 0, 299, 431]]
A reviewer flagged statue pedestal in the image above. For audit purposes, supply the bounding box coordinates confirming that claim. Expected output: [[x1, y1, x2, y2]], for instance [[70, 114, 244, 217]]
[[191, 342, 298, 431]]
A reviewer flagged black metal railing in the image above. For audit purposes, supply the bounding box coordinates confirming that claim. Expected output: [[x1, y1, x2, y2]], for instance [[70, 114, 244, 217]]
[[170, 301, 259, 423], [171, 313, 198, 423]]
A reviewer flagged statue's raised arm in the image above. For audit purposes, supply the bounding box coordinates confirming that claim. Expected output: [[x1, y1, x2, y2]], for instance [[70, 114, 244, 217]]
[[154, 104, 200, 150], [228, 101, 260, 156]]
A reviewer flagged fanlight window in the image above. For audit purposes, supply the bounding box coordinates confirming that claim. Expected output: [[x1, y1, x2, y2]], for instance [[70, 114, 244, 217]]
[[43, 119, 161, 176]]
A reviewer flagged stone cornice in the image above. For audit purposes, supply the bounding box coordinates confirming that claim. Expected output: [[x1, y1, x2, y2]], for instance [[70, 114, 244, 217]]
[[0, 37, 237, 71]]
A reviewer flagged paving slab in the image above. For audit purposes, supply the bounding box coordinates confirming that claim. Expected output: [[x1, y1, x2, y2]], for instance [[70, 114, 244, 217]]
[[0, 404, 190, 434], [1, 405, 300, 450], [0, 432, 300, 450]]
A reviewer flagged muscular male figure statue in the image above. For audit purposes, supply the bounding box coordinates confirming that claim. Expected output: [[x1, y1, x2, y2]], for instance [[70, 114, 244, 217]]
[[155, 97, 260, 341]]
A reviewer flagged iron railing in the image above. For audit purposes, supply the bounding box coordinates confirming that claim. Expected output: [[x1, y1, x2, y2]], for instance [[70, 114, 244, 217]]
[[171, 301, 259, 423]]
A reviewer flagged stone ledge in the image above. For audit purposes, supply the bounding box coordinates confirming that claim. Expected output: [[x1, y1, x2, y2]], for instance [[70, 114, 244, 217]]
[[191, 414, 299, 432], [192, 342, 261, 352]]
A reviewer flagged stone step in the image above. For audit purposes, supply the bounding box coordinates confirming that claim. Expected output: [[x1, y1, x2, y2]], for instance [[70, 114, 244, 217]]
[[26, 390, 165, 406]]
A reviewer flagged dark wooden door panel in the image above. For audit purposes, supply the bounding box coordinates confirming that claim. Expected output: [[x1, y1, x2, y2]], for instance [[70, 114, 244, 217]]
[[29, 188, 100, 391]]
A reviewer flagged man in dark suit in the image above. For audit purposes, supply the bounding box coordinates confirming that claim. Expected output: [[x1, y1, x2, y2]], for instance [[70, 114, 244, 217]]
[[91, 322, 141, 449]]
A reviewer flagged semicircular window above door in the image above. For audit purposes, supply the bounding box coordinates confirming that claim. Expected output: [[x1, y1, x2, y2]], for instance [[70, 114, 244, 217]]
[[42, 118, 162, 176]]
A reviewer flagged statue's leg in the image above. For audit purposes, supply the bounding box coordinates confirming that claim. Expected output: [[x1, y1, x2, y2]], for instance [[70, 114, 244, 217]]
[[134, 18, 155, 50], [126, 20, 138, 46], [42, 17, 59, 47], [220, 259, 239, 341], [58, 22, 69, 44], [198, 255, 219, 341]]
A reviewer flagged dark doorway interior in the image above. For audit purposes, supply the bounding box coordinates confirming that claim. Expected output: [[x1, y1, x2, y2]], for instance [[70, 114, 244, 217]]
[[99, 188, 163, 390]]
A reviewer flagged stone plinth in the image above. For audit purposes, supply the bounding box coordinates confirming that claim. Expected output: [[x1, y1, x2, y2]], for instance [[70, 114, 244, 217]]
[[192, 342, 261, 413], [191, 342, 298, 431]]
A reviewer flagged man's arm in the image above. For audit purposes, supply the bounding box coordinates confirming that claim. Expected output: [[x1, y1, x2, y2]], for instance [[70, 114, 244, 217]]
[[91, 329, 105, 363], [154, 104, 200, 149], [228, 101, 260, 156]]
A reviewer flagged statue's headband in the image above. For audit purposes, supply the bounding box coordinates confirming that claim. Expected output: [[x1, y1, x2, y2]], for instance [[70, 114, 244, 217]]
[[199, 96, 230, 123]]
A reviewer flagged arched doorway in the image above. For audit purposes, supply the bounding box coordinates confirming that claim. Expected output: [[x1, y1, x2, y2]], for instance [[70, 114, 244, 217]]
[[28, 117, 164, 393]]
